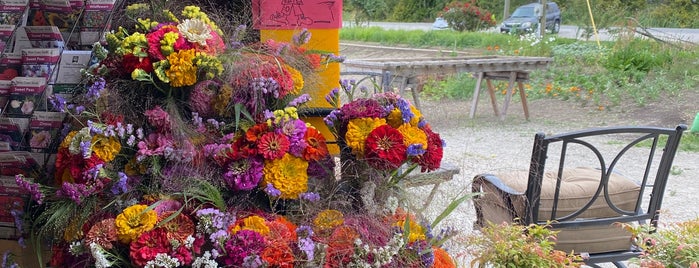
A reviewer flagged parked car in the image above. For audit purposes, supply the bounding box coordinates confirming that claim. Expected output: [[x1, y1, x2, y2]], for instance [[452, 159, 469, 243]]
[[500, 2, 561, 34], [432, 17, 449, 30]]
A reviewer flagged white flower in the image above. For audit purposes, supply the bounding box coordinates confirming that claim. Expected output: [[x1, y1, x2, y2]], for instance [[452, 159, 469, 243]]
[[192, 251, 219, 268], [178, 19, 212, 46], [89, 243, 113, 268], [144, 253, 181, 268]]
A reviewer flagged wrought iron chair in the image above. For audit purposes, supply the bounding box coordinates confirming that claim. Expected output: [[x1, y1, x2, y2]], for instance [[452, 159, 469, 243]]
[[471, 125, 687, 267]]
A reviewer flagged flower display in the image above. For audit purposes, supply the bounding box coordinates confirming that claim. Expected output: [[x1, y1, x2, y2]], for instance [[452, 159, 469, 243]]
[[9, 2, 458, 268]]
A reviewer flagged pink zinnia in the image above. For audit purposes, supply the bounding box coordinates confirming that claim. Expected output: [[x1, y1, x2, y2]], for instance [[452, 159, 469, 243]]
[[257, 132, 290, 160], [144, 106, 171, 132], [146, 25, 191, 61]]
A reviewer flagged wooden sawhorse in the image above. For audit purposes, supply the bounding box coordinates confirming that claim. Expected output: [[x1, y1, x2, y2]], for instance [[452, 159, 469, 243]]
[[469, 71, 530, 121]]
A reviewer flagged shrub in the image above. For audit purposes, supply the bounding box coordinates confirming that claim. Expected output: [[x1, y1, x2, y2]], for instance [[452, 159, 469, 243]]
[[622, 218, 699, 267], [467, 221, 583, 268], [441, 1, 496, 32]]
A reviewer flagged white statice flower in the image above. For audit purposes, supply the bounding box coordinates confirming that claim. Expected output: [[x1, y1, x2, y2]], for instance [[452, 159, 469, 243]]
[[89, 243, 113, 268], [184, 235, 196, 249], [144, 253, 181, 268], [177, 19, 212, 46], [192, 251, 219, 268]]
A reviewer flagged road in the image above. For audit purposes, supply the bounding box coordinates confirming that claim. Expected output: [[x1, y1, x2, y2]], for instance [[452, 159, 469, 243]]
[[343, 21, 699, 44]]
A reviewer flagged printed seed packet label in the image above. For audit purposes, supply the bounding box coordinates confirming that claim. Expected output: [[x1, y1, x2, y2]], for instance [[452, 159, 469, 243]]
[[0, 53, 21, 80], [80, 0, 115, 45], [23, 25, 65, 48], [0, 117, 29, 151], [7, 76, 47, 116], [0, 24, 15, 53], [0, 0, 29, 25], [27, 110, 64, 152], [0, 151, 39, 176], [21, 48, 60, 81], [40, 0, 80, 35], [0, 80, 10, 112], [55, 50, 91, 84]]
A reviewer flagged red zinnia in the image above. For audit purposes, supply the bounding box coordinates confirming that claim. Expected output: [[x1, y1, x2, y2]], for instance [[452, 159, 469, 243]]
[[129, 228, 170, 267], [246, 123, 269, 143], [257, 132, 290, 160], [261, 241, 295, 268], [157, 211, 195, 242], [365, 125, 407, 170], [229, 137, 257, 160], [303, 127, 329, 161], [122, 53, 153, 74], [415, 127, 443, 172]]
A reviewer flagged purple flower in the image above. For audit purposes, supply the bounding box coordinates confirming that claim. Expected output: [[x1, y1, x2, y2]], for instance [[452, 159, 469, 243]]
[[15, 175, 44, 205], [293, 28, 311, 45], [223, 157, 264, 191], [116, 122, 126, 138], [86, 77, 106, 102], [20, 101, 34, 114], [74, 105, 85, 114], [280, 119, 307, 142], [296, 226, 315, 261], [299, 192, 320, 202], [264, 183, 281, 197], [49, 94, 67, 112], [56, 182, 92, 205], [396, 98, 414, 123], [339, 98, 387, 121], [29, 130, 52, 149], [10, 208, 24, 233], [110, 172, 129, 195], [145, 106, 171, 132], [222, 230, 266, 266], [229, 24, 247, 49], [288, 94, 311, 107], [407, 144, 426, 156], [87, 120, 103, 135]]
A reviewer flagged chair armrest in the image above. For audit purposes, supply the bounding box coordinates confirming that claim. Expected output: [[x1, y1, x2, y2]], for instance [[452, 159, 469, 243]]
[[474, 173, 525, 195]]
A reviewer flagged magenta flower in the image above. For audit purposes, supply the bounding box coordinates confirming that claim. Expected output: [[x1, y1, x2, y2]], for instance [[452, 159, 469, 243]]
[[29, 130, 52, 149], [223, 157, 264, 191], [144, 106, 171, 132]]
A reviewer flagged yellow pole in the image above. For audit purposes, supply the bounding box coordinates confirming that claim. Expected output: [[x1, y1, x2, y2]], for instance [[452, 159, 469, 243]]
[[585, 0, 602, 48]]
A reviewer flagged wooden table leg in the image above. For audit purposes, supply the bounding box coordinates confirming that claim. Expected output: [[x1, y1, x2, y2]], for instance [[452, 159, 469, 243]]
[[499, 72, 517, 121], [518, 81, 530, 120], [486, 79, 500, 117], [469, 72, 484, 118]]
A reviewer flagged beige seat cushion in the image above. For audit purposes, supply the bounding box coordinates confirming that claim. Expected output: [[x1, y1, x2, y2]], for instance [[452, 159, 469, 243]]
[[475, 167, 641, 254]]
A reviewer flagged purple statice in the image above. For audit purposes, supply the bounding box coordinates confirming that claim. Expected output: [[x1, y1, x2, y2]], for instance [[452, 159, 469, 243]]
[[56, 182, 92, 205], [229, 24, 247, 49], [136, 128, 144, 139], [48, 94, 67, 112], [406, 144, 426, 157], [87, 120, 103, 135], [263, 110, 275, 121], [222, 230, 266, 267], [126, 124, 134, 135], [60, 123, 72, 140], [323, 53, 346, 63], [264, 183, 281, 197], [395, 98, 414, 123], [339, 79, 356, 94], [209, 229, 230, 248], [417, 118, 427, 128], [126, 135, 136, 147], [249, 77, 280, 97], [206, 118, 222, 130], [82, 164, 103, 183], [339, 98, 387, 121], [288, 93, 311, 107], [242, 255, 262, 268], [85, 77, 106, 102], [10, 205, 24, 234], [110, 172, 129, 195], [299, 192, 320, 202], [144, 106, 171, 132], [74, 105, 85, 114], [104, 124, 116, 137], [293, 28, 311, 45], [115, 122, 126, 139], [296, 226, 315, 261], [407, 240, 434, 267], [191, 112, 204, 130], [196, 208, 234, 232], [223, 157, 264, 191], [15, 175, 44, 204], [325, 88, 340, 106], [80, 140, 91, 158], [323, 109, 341, 128]]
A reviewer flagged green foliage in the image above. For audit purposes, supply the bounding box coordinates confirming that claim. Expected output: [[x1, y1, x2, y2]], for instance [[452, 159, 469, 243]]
[[645, 0, 699, 28], [421, 73, 476, 100], [467, 222, 583, 268], [389, 0, 448, 22], [345, 0, 391, 26], [441, 1, 497, 32], [604, 39, 673, 74], [622, 218, 699, 267]]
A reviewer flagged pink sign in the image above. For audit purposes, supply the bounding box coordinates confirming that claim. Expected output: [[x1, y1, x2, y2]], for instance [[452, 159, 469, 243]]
[[252, 0, 342, 30]]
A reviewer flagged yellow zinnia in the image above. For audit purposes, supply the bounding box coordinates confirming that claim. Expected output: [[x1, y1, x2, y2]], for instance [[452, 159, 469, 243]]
[[115, 204, 158, 243], [397, 124, 428, 150], [231, 215, 270, 236], [60, 130, 78, 149], [166, 49, 197, 87], [344, 117, 386, 157], [313, 209, 344, 231], [386, 108, 403, 128], [92, 135, 122, 162], [285, 65, 304, 95], [262, 153, 308, 199], [409, 105, 423, 126]]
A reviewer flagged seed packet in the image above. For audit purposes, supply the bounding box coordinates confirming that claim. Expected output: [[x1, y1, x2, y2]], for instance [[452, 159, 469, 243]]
[[80, 0, 115, 45], [21, 48, 61, 82], [0, 80, 10, 113], [0, 117, 29, 151], [6, 76, 47, 116], [23, 25, 64, 49], [0, 24, 15, 53], [25, 0, 44, 26], [41, 0, 81, 42], [0, 0, 29, 26], [27, 110, 64, 153], [0, 151, 39, 176], [0, 52, 21, 80]]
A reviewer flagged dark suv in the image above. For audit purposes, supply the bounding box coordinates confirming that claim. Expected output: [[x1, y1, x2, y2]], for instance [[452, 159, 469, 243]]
[[500, 2, 561, 34]]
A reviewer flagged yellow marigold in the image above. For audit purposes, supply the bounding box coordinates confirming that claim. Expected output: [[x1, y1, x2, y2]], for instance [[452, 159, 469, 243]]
[[409, 105, 423, 127], [386, 108, 403, 128], [286, 65, 304, 95], [60, 130, 78, 149], [115, 204, 158, 244], [313, 209, 344, 231], [262, 153, 308, 199], [212, 84, 232, 116], [92, 135, 122, 162], [231, 215, 270, 236], [395, 219, 426, 243], [345, 117, 386, 157], [397, 124, 428, 150], [166, 49, 198, 87]]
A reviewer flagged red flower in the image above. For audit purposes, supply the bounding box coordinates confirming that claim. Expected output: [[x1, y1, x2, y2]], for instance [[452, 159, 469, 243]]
[[303, 127, 329, 161], [257, 132, 290, 160], [146, 25, 191, 61], [415, 127, 443, 172], [324, 226, 359, 268], [122, 53, 153, 74], [129, 228, 170, 267], [365, 125, 407, 170], [267, 216, 297, 243], [261, 241, 295, 268], [246, 123, 269, 143], [229, 137, 257, 160]]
